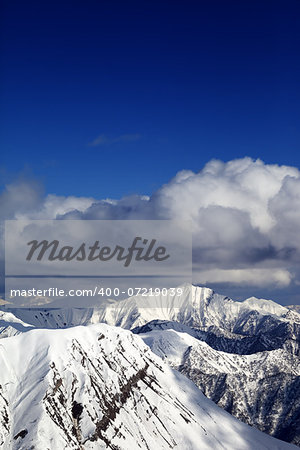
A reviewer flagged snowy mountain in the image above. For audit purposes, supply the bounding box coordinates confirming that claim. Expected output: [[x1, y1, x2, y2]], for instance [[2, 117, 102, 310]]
[[1, 284, 300, 446], [4, 285, 300, 355], [1, 323, 295, 450], [0, 310, 34, 339], [140, 328, 300, 446], [288, 305, 300, 314]]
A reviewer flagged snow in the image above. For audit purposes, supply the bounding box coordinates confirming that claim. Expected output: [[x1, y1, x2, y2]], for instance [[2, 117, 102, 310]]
[[0, 324, 296, 449], [0, 310, 34, 338], [3, 284, 299, 336], [139, 327, 300, 444], [0, 284, 300, 447]]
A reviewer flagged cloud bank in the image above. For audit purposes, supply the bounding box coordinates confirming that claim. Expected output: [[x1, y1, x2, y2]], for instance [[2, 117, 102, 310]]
[[1, 158, 300, 301]]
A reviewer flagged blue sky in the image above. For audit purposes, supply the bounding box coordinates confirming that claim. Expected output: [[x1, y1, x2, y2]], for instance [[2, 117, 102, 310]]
[[1, 0, 300, 198]]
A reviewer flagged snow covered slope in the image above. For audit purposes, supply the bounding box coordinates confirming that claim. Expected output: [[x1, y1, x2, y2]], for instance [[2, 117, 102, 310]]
[[4, 284, 300, 354], [0, 324, 295, 450], [92, 284, 300, 332], [140, 328, 300, 446], [1, 286, 300, 447], [0, 310, 34, 338], [288, 305, 300, 314]]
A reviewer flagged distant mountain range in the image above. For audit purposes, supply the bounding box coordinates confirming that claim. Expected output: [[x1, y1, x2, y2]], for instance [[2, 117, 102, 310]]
[[288, 305, 300, 314], [1, 284, 300, 448]]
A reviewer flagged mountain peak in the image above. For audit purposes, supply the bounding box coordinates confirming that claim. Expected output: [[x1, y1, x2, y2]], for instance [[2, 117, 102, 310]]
[[0, 323, 296, 449]]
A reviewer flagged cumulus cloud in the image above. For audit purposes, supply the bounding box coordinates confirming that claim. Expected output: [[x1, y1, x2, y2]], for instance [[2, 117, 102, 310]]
[[88, 133, 141, 147], [0, 177, 44, 220], [195, 268, 292, 288], [2, 157, 300, 300]]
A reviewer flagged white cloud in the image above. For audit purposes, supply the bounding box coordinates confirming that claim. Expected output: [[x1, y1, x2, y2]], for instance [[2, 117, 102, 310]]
[[155, 157, 299, 233], [2, 157, 300, 293], [0, 178, 44, 220], [16, 194, 96, 220], [196, 268, 292, 288]]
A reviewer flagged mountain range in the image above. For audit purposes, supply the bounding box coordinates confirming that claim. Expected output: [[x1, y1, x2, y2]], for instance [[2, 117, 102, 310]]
[[1, 284, 300, 448]]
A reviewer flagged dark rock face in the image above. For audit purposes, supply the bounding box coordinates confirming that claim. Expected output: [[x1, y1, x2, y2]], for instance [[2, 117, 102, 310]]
[[134, 314, 300, 356], [0, 385, 10, 446], [180, 345, 300, 446], [136, 318, 300, 447]]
